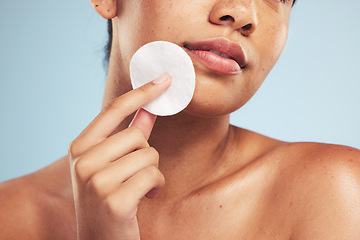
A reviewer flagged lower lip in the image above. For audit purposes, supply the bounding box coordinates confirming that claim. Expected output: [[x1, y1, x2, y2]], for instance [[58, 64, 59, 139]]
[[185, 49, 241, 75]]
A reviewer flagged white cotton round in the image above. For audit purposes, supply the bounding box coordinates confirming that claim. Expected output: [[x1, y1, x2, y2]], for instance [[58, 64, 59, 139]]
[[130, 41, 196, 116]]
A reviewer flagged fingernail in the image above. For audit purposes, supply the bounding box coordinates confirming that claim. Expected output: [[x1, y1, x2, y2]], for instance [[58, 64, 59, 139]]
[[152, 73, 170, 85]]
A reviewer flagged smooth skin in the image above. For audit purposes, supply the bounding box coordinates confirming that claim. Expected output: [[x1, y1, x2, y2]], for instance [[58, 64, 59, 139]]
[[1, 0, 360, 239]]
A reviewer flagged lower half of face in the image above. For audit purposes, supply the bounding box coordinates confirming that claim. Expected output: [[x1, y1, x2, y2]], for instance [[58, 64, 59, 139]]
[[184, 61, 272, 117], [115, 0, 291, 117]]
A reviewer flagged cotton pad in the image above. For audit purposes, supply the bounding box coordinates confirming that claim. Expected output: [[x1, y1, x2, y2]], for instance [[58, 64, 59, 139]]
[[130, 41, 196, 116]]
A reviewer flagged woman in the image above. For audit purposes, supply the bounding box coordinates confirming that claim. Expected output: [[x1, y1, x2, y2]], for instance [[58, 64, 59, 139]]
[[1, 0, 360, 239]]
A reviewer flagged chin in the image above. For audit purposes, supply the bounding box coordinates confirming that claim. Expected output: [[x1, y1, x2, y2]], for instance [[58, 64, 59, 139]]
[[180, 73, 256, 118], [182, 106, 235, 119], [181, 94, 247, 118]]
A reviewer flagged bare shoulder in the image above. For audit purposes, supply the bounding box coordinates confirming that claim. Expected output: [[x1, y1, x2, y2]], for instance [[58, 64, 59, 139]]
[[276, 142, 360, 239], [0, 158, 76, 240], [0, 175, 47, 239]]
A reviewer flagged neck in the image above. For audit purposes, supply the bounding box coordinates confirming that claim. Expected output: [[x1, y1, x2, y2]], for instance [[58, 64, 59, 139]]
[[150, 112, 234, 200]]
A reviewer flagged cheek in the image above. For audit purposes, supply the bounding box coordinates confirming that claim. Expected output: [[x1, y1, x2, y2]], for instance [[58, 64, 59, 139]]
[[243, 22, 288, 101], [270, 24, 288, 62], [249, 21, 288, 91], [120, 5, 172, 50], [259, 22, 289, 69], [144, 2, 201, 42], [118, 0, 210, 61], [128, 0, 207, 42]]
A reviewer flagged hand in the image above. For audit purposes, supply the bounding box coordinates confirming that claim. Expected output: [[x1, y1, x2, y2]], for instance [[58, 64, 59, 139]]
[[68, 74, 171, 240]]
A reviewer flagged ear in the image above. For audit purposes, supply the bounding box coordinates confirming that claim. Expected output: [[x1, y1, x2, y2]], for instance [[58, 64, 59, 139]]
[[89, 0, 117, 19]]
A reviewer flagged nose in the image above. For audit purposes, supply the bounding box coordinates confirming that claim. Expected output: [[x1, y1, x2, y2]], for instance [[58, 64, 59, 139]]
[[209, 0, 258, 36]]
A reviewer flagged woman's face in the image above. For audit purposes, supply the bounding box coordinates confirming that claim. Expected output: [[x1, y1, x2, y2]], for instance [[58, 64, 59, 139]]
[[114, 0, 293, 117]]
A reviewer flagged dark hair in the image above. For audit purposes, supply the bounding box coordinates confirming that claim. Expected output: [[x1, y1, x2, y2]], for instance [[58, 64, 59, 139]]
[[104, 19, 113, 69], [104, 0, 296, 66]]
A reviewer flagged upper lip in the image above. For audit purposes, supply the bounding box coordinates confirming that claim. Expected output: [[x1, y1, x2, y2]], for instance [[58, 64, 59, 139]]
[[183, 38, 247, 68]]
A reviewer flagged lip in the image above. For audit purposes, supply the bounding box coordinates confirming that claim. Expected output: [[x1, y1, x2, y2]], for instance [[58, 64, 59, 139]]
[[183, 38, 246, 75]]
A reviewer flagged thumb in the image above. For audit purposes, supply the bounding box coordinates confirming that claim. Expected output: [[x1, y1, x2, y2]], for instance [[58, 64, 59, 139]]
[[129, 108, 157, 140]]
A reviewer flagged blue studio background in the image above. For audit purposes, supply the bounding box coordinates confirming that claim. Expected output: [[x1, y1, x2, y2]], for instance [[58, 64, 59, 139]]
[[1, 1, 359, 182]]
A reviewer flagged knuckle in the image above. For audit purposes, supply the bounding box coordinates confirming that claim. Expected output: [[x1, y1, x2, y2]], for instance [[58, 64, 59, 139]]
[[144, 166, 165, 186], [158, 173, 166, 186], [73, 158, 89, 182], [128, 126, 146, 141], [73, 158, 82, 175], [88, 174, 100, 190], [107, 97, 121, 109], [126, 127, 149, 149], [68, 139, 81, 159], [138, 84, 150, 94], [145, 147, 160, 164], [88, 174, 105, 197], [137, 84, 153, 101], [144, 165, 162, 181]]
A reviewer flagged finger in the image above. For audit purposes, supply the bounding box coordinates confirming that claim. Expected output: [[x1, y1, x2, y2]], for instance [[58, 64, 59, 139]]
[[70, 73, 171, 157], [87, 147, 159, 198], [121, 165, 165, 200], [105, 166, 165, 216], [129, 108, 157, 141], [73, 127, 150, 182]]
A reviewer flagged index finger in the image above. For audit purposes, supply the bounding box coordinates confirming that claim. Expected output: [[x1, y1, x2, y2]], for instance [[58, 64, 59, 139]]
[[73, 73, 171, 154]]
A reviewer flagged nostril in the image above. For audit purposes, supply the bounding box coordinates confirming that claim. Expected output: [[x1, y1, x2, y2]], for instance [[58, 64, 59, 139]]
[[220, 15, 235, 22], [240, 23, 254, 36], [242, 24, 252, 31]]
